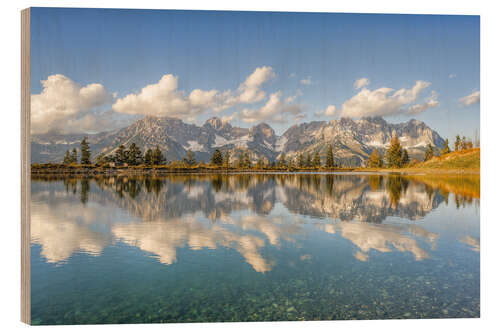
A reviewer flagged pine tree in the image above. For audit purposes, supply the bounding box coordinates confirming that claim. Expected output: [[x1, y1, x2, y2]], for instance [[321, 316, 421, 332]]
[[237, 153, 244, 169], [183, 150, 197, 166], [461, 136, 467, 151], [144, 149, 153, 165], [210, 149, 223, 166], [96, 153, 106, 166], [127, 143, 142, 165], [325, 144, 335, 168], [454, 135, 461, 151], [63, 150, 71, 165], [114, 145, 127, 164], [441, 139, 451, 155], [401, 149, 410, 167], [385, 136, 403, 168], [278, 154, 287, 169], [70, 148, 78, 164], [312, 152, 321, 168], [80, 137, 91, 164], [297, 153, 305, 168], [424, 144, 434, 161], [243, 153, 252, 168], [368, 149, 383, 168], [223, 151, 230, 168], [305, 153, 312, 168], [152, 146, 166, 165], [256, 158, 264, 169]]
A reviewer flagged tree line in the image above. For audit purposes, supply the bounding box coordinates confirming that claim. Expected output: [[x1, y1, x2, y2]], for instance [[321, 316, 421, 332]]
[[59, 133, 478, 169], [61, 140, 340, 169], [367, 133, 478, 169]]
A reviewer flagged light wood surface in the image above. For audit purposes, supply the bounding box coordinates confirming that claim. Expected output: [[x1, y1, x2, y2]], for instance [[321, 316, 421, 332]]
[[21, 7, 31, 325]]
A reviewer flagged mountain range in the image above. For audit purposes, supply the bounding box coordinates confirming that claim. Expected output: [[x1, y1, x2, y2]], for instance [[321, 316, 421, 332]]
[[31, 116, 445, 166]]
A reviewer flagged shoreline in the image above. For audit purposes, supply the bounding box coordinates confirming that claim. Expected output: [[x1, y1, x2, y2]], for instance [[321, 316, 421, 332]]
[[30, 166, 480, 176]]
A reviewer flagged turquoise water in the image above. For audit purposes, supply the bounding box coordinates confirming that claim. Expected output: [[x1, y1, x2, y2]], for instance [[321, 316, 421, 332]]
[[30, 174, 480, 324]]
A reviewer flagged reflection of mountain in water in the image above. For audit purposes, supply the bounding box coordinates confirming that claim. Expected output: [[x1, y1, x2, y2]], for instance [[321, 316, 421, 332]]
[[30, 174, 478, 271], [41, 174, 448, 223]]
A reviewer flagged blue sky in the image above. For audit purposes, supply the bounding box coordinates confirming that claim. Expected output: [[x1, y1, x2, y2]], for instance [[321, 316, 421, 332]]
[[30, 8, 479, 140]]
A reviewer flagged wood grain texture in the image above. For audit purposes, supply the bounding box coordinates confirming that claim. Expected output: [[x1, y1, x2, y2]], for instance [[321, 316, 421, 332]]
[[21, 7, 31, 325]]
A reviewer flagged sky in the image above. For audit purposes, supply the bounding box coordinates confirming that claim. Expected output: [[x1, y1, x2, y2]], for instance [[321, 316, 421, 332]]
[[30, 8, 480, 140]]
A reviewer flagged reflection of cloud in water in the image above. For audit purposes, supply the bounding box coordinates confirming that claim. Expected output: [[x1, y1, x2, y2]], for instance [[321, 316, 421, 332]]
[[111, 217, 274, 273], [460, 235, 480, 252], [322, 222, 439, 262], [31, 202, 110, 263], [354, 251, 369, 262]]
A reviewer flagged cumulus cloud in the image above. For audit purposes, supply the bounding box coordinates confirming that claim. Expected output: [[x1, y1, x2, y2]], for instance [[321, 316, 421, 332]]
[[459, 91, 480, 106], [240, 91, 303, 124], [112, 66, 276, 121], [406, 90, 440, 115], [314, 105, 338, 117], [449, 73, 457, 79], [340, 80, 438, 118], [300, 76, 313, 85], [354, 77, 370, 89], [31, 74, 114, 134]]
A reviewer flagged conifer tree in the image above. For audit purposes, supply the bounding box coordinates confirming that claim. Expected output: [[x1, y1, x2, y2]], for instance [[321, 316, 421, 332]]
[[63, 150, 71, 165], [144, 149, 153, 166], [368, 149, 383, 168], [237, 153, 244, 169], [305, 153, 312, 168], [223, 151, 230, 168], [312, 152, 321, 168], [325, 144, 335, 168], [385, 136, 403, 168], [441, 139, 450, 155], [127, 143, 142, 165], [243, 153, 252, 168], [256, 158, 264, 169], [70, 148, 78, 164], [80, 137, 91, 164], [211, 149, 223, 166], [183, 150, 197, 166], [115, 145, 127, 164], [454, 135, 461, 151], [278, 154, 287, 169], [297, 153, 305, 168], [424, 144, 434, 161], [96, 153, 106, 166], [152, 146, 166, 165], [401, 149, 410, 167]]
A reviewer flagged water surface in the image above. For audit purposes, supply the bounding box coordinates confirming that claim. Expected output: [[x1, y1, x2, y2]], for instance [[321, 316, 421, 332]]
[[30, 173, 480, 324]]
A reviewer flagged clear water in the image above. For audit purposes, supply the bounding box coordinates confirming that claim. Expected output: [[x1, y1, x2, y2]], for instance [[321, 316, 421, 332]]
[[30, 173, 480, 324]]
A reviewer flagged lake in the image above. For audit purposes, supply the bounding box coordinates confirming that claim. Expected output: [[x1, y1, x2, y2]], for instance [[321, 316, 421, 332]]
[[30, 173, 480, 324]]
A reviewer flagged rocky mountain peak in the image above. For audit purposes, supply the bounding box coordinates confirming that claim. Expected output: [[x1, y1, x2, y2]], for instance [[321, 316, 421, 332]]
[[204, 117, 226, 131]]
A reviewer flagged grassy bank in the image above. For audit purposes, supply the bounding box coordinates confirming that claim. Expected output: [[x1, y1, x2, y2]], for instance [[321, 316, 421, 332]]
[[356, 148, 480, 174]]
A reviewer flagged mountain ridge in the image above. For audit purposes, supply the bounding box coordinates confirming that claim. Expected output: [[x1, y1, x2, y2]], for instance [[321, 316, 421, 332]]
[[31, 116, 445, 166]]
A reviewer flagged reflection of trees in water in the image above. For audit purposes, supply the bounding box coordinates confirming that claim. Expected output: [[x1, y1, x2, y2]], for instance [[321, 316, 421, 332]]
[[386, 176, 409, 208], [33, 173, 478, 223], [80, 179, 89, 204]]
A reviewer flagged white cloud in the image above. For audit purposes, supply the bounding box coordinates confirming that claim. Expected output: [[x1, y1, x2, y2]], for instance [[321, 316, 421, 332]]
[[112, 66, 276, 119], [459, 91, 480, 106], [288, 73, 296, 78], [354, 77, 370, 89], [31, 74, 114, 134], [300, 76, 313, 85], [449, 73, 457, 79], [340, 80, 438, 118], [406, 90, 440, 115], [314, 105, 338, 117], [240, 91, 303, 124]]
